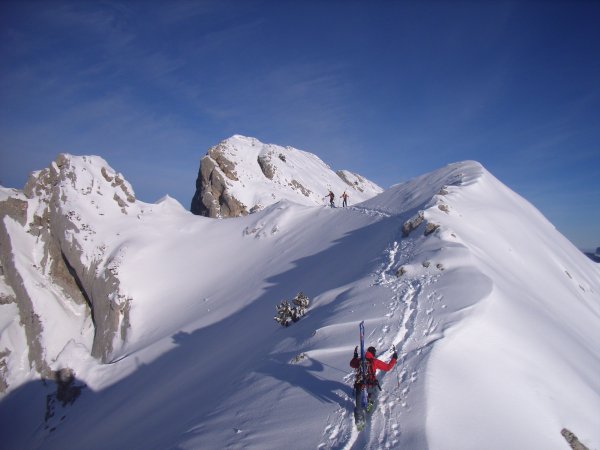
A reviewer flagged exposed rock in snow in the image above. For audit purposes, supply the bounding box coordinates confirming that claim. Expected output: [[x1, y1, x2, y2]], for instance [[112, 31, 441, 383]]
[[562, 428, 590, 450], [192, 141, 247, 217], [0, 154, 143, 386], [190, 135, 383, 217], [0, 190, 52, 380]]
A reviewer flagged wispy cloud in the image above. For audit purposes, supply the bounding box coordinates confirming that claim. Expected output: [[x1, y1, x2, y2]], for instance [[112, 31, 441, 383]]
[[1, 0, 598, 247]]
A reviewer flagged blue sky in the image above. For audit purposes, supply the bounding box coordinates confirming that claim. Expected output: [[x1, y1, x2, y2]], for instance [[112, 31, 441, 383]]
[[1, 1, 598, 250]]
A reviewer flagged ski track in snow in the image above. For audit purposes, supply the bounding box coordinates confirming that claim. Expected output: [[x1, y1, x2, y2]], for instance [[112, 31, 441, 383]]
[[318, 227, 444, 449]]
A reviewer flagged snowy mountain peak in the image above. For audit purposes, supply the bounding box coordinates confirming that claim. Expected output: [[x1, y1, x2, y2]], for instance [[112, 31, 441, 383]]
[[0, 153, 146, 380], [1, 150, 599, 450], [362, 160, 484, 216], [190, 135, 383, 217], [24, 153, 137, 219]]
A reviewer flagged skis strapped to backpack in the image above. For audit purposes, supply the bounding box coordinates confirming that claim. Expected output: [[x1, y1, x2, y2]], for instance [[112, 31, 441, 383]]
[[359, 321, 368, 407]]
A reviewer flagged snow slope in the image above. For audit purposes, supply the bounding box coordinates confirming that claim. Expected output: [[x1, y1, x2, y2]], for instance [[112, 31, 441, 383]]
[[1, 157, 599, 450]]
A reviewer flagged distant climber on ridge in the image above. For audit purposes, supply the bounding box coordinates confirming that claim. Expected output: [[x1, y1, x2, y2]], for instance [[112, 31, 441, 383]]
[[325, 190, 335, 207], [340, 191, 349, 207]]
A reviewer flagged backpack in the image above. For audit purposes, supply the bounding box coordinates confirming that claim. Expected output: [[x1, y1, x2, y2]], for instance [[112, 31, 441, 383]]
[[365, 356, 378, 386], [356, 356, 379, 389]]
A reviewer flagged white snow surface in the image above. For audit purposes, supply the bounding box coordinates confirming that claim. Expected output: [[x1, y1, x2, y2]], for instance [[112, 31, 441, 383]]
[[207, 135, 383, 211], [0, 155, 599, 450]]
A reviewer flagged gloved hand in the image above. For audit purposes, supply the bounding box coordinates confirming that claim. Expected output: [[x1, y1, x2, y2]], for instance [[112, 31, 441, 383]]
[[354, 346, 359, 359], [392, 351, 398, 360]]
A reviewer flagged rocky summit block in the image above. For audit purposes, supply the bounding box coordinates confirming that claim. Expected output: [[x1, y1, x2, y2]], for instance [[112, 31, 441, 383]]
[[191, 135, 383, 218]]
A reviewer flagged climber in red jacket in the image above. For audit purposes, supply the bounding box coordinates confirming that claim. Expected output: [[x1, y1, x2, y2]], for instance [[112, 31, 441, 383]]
[[350, 345, 397, 428]]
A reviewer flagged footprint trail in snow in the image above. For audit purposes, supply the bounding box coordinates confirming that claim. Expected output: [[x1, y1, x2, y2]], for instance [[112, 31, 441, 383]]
[[318, 232, 446, 449]]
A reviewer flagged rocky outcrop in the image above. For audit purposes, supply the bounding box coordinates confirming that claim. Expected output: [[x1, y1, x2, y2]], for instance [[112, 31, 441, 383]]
[[0, 349, 10, 392], [0, 196, 52, 379], [561, 428, 590, 450], [191, 136, 383, 218], [257, 154, 276, 180], [402, 211, 425, 237], [336, 170, 364, 192], [287, 179, 310, 197], [191, 144, 247, 218], [424, 222, 440, 236], [41, 156, 133, 362], [0, 154, 138, 377]]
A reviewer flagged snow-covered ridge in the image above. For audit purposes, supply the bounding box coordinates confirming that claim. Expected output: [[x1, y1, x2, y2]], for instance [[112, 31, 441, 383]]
[[190, 135, 383, 217], [359, 160, 484, 216], [1, 151, 599, 450]]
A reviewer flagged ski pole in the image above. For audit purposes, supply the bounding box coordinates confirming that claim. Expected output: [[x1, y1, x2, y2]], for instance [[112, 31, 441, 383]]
[[393, 344, 400, 389]]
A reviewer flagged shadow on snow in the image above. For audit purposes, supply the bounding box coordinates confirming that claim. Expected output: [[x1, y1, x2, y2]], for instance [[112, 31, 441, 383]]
[[1, 209, 422, 450]]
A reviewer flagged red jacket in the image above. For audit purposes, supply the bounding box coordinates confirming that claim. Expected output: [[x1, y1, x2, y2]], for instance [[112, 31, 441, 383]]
[[350, 350, 396, 385]]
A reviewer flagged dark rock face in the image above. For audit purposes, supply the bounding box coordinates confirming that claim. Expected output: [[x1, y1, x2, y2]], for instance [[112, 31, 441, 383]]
[[561, 428, 590, 450], [402, 211, 425, 237], [336, 170, 365, 192], [0, 196, 52, 379], [190, 145, 247, 218], [257, 154, 276, 180]]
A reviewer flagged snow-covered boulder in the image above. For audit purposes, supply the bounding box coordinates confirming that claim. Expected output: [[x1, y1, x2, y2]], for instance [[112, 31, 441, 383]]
[[190, 135, 383, 217]]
